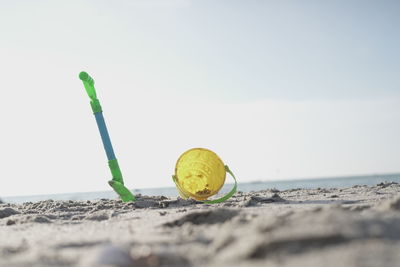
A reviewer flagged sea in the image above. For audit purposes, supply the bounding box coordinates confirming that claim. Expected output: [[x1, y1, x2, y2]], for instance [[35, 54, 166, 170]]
[[2, 173, 400, 204]]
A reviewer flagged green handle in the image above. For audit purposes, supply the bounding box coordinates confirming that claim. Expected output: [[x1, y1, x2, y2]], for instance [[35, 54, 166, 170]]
[[79, 71, 97, 101], [203, 165, 237, 204], [79, 71, 102, 113]]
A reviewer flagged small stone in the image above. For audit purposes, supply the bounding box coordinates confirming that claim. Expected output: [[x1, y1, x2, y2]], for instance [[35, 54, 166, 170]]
[[6, 219, 16, 225], [159, 201, 169, 208], [0, 208, 20, 219]]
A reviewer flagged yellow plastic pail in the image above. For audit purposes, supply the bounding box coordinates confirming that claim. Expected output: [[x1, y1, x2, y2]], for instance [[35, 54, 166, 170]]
[[172, 148, 237, 203]]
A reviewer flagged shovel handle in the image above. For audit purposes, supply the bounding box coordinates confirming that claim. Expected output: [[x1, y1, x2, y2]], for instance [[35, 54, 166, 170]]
[[79, 71, 97, 101], [79, 71, 102, 113]]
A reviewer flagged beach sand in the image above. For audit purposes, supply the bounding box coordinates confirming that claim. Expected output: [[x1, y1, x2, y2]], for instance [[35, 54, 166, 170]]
[[1, 182, 399, 267]]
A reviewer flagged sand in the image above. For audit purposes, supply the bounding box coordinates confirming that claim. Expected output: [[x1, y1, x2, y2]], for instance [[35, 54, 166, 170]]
[[0, 182, 399, 267]]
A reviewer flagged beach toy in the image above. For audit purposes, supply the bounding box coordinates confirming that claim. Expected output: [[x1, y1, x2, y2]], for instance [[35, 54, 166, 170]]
[[79, 71, 135, 202], [172, 148, 237, 203]]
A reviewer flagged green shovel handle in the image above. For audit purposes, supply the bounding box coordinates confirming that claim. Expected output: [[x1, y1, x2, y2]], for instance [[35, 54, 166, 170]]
[[79, 71, 97, 101], [79, 71, 102, 113]]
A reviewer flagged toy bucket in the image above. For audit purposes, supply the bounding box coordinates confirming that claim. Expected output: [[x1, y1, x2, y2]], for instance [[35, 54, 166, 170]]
[[172, 148, 237, 204]]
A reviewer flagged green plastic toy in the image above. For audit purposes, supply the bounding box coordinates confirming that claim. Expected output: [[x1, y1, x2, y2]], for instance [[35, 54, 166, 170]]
[[79, 71, 135, 202]]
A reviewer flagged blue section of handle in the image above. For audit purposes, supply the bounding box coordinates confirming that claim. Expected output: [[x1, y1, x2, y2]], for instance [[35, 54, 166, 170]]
[[94, 112, 116, 161]]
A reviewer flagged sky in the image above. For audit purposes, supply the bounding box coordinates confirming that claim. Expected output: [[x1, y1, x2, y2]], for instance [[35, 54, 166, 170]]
[[0, 0, 399, 197]]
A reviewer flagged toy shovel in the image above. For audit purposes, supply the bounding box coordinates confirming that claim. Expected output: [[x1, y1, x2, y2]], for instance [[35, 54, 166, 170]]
[[79, 71, 135, 202]]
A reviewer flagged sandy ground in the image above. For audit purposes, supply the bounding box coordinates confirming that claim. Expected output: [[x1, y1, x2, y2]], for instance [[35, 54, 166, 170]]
[[0, 182, 399, 267]]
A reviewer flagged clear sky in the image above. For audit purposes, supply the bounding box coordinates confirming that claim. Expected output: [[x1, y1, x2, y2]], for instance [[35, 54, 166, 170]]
[[0, 0, 399, 196]]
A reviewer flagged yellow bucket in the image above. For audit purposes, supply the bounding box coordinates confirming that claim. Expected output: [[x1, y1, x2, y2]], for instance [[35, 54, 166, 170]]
[[172, 148, 237, 203]]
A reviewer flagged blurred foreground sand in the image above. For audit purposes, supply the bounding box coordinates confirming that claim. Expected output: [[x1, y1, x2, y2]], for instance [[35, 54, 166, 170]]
[[0, 182, 399, 267]]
